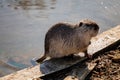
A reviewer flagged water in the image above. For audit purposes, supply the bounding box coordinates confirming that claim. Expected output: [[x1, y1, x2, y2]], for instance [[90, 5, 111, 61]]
[[0, 0, 120, 77]]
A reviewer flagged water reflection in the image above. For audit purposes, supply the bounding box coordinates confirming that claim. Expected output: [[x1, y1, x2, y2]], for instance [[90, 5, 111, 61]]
[[0, 0, 120, 77], [17, 0, 46, 10], [6, 0, 56, 10]]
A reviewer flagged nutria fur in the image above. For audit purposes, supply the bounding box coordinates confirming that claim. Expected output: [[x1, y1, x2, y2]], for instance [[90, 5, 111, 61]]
[[36, 19, 99, 63]]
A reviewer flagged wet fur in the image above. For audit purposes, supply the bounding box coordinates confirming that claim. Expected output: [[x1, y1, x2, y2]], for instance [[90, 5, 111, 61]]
[[36, 19, 99, 63]]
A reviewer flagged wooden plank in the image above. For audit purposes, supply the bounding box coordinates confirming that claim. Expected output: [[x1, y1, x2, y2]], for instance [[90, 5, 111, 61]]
[[0, 25, 120, 80], [88, 25, 120, 54], [64, 63, 97, 80], [40, 62, 97, 80]]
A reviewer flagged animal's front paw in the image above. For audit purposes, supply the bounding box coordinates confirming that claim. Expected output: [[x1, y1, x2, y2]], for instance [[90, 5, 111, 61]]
[[87, 54, 93, 59], [85, 53, 93, 59]]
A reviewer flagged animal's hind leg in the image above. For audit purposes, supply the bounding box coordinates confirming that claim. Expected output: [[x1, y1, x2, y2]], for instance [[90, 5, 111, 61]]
[[84, 50, 92, 59], [36, 54, 46, 63]]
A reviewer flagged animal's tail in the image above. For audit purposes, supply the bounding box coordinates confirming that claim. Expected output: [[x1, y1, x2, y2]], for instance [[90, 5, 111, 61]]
[[36, 54, 46, 63]]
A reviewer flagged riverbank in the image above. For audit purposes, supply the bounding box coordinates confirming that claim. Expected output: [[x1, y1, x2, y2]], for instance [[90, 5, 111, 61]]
[[0, 25, 120, 80]]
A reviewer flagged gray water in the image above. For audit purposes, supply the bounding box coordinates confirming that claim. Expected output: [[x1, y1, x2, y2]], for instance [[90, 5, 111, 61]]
[[0, 0, 120, 77]]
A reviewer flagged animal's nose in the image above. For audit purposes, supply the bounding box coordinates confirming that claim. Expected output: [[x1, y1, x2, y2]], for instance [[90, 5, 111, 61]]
[[93, 24, 99, 30]]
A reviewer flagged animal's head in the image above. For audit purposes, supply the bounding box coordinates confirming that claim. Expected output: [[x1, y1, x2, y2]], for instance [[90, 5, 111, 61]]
[[78, 19, 99, 37]]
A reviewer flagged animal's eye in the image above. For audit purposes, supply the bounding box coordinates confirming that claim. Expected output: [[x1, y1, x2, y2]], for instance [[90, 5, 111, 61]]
[[79, 22, 83, 27], [86, 24, 90, 26]]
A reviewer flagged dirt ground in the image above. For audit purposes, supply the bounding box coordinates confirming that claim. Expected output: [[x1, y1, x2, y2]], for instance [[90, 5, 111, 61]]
[[89, 45, 120, 80]]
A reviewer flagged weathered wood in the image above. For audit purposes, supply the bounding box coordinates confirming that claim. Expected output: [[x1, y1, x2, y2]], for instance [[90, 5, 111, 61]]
[[0, 25, 120, 80], [88, 25, 120, 54], [40, 62, 97, 80]]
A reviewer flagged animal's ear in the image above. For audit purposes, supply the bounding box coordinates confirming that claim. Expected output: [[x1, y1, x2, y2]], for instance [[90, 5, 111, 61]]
[[79, 22, 83, 27]]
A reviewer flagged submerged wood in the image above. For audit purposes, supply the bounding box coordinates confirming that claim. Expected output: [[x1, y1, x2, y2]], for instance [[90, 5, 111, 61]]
[[0, 25, 120, 80]]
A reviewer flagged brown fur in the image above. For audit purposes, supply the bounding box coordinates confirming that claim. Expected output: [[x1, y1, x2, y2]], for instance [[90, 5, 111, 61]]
[[36, 19, 99, 63]]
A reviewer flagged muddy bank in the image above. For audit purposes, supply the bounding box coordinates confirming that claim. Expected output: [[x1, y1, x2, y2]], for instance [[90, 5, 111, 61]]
[[89, 45, 120, 80]]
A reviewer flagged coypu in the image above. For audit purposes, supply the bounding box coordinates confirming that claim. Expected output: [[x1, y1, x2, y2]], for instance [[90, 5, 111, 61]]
[[36, 19, 99, 63]]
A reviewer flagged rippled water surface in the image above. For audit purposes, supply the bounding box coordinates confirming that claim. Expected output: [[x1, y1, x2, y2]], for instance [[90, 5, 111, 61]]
[[0, 0, 120, 76]]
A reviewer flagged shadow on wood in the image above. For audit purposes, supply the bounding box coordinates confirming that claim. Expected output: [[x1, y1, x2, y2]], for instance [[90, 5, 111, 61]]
[[40, 56, 96, 80], [40, 55, 83, 74]]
